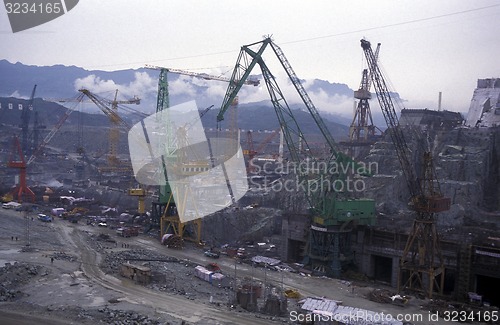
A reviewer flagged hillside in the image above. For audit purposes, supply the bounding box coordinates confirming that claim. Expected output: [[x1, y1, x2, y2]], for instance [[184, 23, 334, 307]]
[[0, 59, 357, 144]]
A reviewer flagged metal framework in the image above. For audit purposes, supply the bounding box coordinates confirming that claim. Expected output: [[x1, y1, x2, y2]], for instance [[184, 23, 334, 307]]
[[21, 85, 37, 156], [8, 136, 35, 203], [349, 44, 379, 145], [150, 67, 201, 244], [147, 63, 258, 244], [79, 88, 140, 169], [217, 37, 375, 277], [361, 39, 451, 297], [145, 64, 260, 86], [28, 93, 86, 165]]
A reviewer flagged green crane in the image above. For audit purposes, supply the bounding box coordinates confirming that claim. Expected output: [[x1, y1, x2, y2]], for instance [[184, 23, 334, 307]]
[[217, 37, 375, 276], [147, 64, 258, 243]]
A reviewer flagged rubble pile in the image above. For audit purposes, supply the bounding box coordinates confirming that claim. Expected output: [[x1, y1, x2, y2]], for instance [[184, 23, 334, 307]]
[[0, 262, 46, 301], [100, 249, 236, 305], [5, 302, 174, 325], [91, 306, 164, 325], [367, 288, 397, 304], [86, 232, 118, 252], [49, 251, 78, 262], [202, 207, 282, 246], [100, 249, 183, 275]]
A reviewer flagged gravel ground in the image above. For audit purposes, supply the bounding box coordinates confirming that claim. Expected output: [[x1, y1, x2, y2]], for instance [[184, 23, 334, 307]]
[[1, 206, 495, 325]]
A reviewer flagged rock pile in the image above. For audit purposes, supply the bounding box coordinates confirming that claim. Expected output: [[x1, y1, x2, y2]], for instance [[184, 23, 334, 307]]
[[0, 262, 45, 301]]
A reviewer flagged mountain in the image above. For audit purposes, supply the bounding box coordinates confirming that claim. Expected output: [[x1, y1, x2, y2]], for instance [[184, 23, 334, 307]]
[[0, 59, 393, 140], [0, 60, 142, 99]]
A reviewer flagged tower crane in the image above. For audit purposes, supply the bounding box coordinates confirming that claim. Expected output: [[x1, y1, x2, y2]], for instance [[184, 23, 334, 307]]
[[79, 88, 140, 170], [147, 65, 258, 244], [8, 136, 35, 203], [349, 43, 380, 144], [20, 85, 37, 156], [43, 90, 138, 171], [217, 37, 375, 276], [28, 93, 86, 165], [361, 39, 451, 297]]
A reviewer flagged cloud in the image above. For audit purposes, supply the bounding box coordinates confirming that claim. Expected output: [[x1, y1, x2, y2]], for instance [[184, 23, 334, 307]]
[[74, 72, 157, 100], [223, 73, 355, 118], [305, 86, 354, 118], [70, 69, 358, 120], [169, 75, 198, 97]]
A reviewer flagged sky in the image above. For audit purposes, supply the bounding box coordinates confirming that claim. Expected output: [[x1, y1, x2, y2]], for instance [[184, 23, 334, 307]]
[[1, 0, 499, 116]]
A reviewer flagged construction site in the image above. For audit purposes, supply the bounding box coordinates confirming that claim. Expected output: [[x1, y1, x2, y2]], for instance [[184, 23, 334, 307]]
[[0, 37, 499, 325]]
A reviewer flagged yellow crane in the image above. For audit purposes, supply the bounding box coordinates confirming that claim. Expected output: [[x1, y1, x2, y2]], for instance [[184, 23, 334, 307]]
[[128, 187, 146, 215], [78, 88, 140, 171], [43, 90, 140, 171], [146, 65, 259, 245]]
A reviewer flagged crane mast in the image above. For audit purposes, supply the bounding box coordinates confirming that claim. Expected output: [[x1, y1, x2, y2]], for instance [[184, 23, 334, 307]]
[[349, 43, 380, 145], [361, 39, 451, 297], [147, 63, 260, 244], [218, 37, 375, 276], [8, 136, 35, 203], [21, 85, 37, 156]]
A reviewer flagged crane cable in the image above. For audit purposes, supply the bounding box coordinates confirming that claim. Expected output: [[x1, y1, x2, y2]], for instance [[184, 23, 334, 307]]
[[87, 4, 500, 70]]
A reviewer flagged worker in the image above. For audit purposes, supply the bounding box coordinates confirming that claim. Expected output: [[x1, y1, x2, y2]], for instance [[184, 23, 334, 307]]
[[51, 257, 54, 263]]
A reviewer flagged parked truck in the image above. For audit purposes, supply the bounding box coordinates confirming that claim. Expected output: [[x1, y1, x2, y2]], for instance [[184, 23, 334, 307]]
[[116, 227, 139, 237], [37, 214, 52, 222]]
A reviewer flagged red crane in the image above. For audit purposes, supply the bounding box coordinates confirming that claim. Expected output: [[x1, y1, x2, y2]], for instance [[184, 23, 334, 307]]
[[8, 136, 35, 203], [244, 130, 280, 172]]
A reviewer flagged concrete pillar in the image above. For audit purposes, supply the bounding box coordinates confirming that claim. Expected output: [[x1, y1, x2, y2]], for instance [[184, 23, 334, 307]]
[[281, 217, 289, 261], [359, 252, 371, 277], [391, 257, 400, 288]]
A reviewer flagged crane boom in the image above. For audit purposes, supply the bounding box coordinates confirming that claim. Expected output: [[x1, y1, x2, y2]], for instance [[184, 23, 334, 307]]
[[79, 88, 138, 168], [78, 89, 132, 129], [360, 39, 450, 213], [217, 37, 375, 277], [270, 41, 341, 156], [27, 93, 85, 165], [361, 40, 420, 198], [145, 64, 259, 86], [361, 38, 450, 297]]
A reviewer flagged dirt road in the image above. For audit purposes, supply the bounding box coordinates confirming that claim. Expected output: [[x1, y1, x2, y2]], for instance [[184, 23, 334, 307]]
[[0, 208, 486, 324]]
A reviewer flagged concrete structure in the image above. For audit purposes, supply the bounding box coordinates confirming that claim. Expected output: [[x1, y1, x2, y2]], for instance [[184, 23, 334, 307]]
[[399, 108, 463, 129], [465, 78, 500, 127], [280, 213, 309, 263], [281, 124, 500, 306], [120, 263, 151, 285]]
